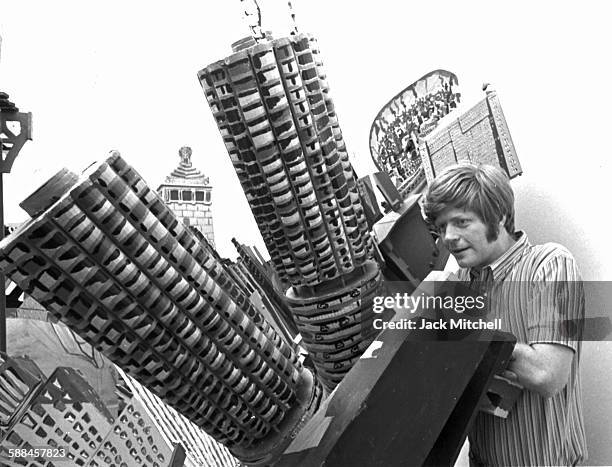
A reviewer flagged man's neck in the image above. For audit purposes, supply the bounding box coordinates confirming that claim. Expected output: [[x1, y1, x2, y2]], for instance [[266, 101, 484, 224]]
[[475, 230, 518, 272]]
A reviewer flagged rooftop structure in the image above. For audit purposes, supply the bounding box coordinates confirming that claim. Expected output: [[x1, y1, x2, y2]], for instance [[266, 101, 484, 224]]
[[157, 146, 215, 247]]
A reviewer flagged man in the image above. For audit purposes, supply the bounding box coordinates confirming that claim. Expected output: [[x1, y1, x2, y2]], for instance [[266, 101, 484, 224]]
[[422, 163, 587, 466]]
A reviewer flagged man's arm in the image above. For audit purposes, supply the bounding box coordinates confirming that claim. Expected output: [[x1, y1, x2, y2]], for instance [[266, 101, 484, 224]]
[[507, 247, 584, 398], [502, 342, 574, 398]]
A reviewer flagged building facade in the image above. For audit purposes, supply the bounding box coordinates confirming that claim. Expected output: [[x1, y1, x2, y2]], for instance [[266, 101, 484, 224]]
[[157, 146, 215, 247]]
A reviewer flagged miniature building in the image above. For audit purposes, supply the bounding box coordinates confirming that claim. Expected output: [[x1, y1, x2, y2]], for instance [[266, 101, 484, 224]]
[[198, 34, 372, 288], [0, 152, 322, 464], [157, 146, 215, 247], [0, 355, 189, 467], [232, 238, 299, 339], [0, 356, 115, 466], [198, 33, 381, 390], [113, 366, 237, 467]]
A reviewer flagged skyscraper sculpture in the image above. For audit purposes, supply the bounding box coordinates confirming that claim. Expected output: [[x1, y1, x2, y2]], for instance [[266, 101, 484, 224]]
[[198, 33, 382, 390], [0, 153, 322, 464]]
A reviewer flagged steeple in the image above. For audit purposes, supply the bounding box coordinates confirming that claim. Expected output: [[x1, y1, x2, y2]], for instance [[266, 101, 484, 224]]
[[157, 146, 215, 246]]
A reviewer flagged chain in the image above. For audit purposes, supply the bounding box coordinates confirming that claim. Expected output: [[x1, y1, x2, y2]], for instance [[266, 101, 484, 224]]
[[288, 1, 299, 35], [240, 0, 265, 42]]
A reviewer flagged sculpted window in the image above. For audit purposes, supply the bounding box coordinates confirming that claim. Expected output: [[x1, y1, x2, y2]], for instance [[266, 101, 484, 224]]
[[196, 191, 205, 201], [182, 190, 193, 201], [170, 190, 179, 201]]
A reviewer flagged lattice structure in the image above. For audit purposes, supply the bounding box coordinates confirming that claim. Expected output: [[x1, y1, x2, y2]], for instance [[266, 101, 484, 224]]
[[232, 238, 298, 338], [199, 34, 381, 390], [0, 356, 45, 436], [286, 261, 382, 390], [198, 33, 371, 288], [0, 356, 193, 467], [0, 364, 114, 467], [0, 153, 319, 464], [113, 366, 237, 467], [419, 89, 521, 182], [189, 230, 297, 343], [0, 92, 33, 174], [88, 397, 175, 467]]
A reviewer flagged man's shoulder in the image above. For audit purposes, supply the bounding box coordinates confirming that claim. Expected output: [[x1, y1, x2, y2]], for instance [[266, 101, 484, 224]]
[[521, 241, 581, 279], [528, 241, 574, 259], [526, 241, 576, 263]]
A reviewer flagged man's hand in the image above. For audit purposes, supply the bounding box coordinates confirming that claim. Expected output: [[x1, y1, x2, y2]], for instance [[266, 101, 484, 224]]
[[502, 342, 574, 398]]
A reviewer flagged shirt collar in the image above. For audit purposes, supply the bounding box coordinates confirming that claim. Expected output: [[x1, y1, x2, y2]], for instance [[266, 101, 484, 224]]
[[471, 231, 530, 281]]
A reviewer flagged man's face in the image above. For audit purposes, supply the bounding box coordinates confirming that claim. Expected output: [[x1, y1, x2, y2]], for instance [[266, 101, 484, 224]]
[[434, 207, 505, 269]]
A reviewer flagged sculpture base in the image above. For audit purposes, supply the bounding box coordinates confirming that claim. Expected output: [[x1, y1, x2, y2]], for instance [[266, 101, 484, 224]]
[[278, 324, 515, 466]]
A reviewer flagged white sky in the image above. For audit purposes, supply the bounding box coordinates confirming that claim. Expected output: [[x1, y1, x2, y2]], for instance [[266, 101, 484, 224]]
[[1, 0, 611, 262]]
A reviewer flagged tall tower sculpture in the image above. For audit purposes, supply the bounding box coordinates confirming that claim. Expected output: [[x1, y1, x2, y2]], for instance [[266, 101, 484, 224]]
[[0, 153, 322, 465], [198, 33, 382, 390], [157, 146, 215, 247]]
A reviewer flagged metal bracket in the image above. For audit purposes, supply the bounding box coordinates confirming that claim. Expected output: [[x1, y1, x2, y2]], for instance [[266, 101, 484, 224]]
[[0, 93, 33, 173]]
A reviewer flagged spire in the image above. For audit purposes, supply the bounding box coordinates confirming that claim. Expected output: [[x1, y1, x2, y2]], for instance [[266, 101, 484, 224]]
[[164, 146, 209, 185]]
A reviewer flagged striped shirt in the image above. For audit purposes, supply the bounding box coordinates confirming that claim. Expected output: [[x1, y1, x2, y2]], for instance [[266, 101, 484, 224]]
[[457, 232, 588, 466]]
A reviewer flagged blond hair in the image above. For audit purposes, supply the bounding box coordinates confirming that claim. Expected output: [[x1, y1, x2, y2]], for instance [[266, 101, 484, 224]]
[[422, 163, 515, 240]]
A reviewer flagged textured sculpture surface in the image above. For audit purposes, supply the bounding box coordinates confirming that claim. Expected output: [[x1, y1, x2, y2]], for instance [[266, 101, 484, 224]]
[[0, 153, 318, 463], [199, 34, 380, 390]]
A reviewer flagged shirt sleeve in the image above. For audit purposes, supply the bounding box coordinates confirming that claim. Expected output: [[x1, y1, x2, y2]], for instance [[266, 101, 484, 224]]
[[526, 249, 585, 352]]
